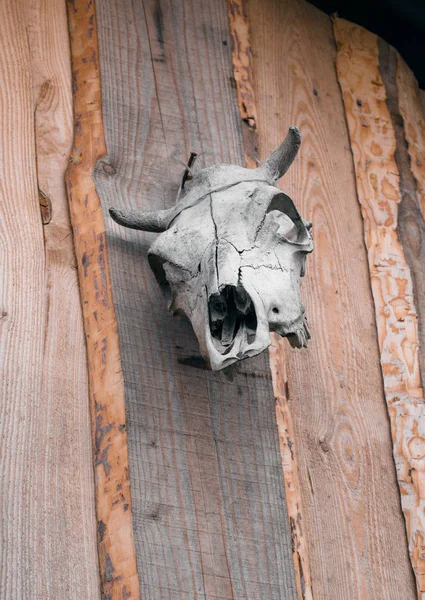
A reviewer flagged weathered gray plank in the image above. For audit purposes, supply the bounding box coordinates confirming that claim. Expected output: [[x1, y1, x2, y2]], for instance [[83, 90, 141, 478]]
[[94, 0, 297, 598]]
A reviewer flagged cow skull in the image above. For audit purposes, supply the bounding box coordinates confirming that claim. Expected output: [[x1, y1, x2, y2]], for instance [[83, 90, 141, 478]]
[[110, 126, 313, 370]]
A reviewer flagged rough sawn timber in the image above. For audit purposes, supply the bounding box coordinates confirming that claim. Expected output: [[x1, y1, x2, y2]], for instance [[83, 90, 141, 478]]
[[247, 1, 417, 599], [397, 64, 425, 222], [94, 0, 298, 597], [65, 0, 140, 598], [227, 0, 258, 169], [334, 17, 425, 598], [395, 51, 425, 392], [420, 91, 425, 120], [270, 338, 314, 600], [0, 0, 100, 598], [227, 2, 314, 598]]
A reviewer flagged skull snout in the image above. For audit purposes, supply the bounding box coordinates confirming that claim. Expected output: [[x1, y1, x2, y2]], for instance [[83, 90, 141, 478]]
[[267, 301, 306, 335], [267, 299, 310, 348]]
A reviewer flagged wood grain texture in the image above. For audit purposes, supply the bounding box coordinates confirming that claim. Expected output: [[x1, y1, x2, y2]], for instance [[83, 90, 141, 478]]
[[395, 51, 425, 400], [419, 90, 425, 119], [0, 0, 100, 598], [394, 52, 425, 600], [378, 41, 425, 402], [248, 1, 417, 598], [270, 338, 314, 600], [227, 3, 313, 598], [227, 0, 258, 168], [65, 1, 140, 598], [333, 17, 423, 598], [397, 63, 425, 221], [94, 0, 298, 597]]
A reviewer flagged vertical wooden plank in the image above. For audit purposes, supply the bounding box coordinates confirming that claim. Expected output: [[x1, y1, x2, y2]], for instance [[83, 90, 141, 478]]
[[65, 1, 140, 598], [397, 62, 425, 221], [247, 1, 417, 599], [394, 50, 425, 600], [227, 2, 314, 598], [395, 54, 425, 398], [379, 41, 425, 398], [94, 0, 298, 598], [270, 339, 314, 600], [333, 17, 425, 597], [0, 0, 100, 598]]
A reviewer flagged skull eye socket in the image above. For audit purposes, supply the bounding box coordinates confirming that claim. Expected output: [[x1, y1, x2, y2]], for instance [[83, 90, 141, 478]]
[[266, 192, 311, 246], [208, 285, 257, 353], [268, 210, 299, 242]]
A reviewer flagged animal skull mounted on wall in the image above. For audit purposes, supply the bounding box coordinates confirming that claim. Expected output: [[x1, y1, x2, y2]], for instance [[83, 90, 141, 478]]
[[110, 126, 313, 371]]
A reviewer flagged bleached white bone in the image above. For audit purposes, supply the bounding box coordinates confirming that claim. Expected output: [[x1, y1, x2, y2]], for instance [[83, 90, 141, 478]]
[[110, 127, 313, 370]]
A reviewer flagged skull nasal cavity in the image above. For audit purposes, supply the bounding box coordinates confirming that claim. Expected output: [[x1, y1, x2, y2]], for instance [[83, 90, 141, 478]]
[[208, 285, 257, 352]]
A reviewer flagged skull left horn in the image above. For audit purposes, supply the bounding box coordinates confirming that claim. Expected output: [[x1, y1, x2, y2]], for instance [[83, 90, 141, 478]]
[[110, 126, 313, 370]]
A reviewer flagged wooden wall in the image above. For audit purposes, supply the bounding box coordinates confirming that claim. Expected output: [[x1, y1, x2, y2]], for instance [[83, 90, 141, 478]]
[[1, 0, 425, 599], [0, 0, 100, 598]]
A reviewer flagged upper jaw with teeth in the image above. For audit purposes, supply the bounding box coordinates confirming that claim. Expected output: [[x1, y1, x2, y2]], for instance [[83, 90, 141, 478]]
[[285, 320, 311, 349]]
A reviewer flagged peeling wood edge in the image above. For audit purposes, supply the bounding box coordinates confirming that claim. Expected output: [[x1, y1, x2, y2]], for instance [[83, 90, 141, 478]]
[[227, 2, 314, 598], [379, 39, 425, 395], [227, 0, 259, 168], [378, 41, 425, 598], [333, 17, 425, 599], [270, 337, 314, 600], [65, 1, 140, 598]]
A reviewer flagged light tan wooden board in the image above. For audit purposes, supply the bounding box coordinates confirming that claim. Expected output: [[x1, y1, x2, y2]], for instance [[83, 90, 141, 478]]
[[0, 0, 100, 598], [334, 17, 425, 598], [94, 0, 298, 598], [247, 1, 417, 599]]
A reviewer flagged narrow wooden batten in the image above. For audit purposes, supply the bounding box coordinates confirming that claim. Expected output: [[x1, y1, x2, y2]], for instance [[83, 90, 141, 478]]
[[65, 1, 140, 597], [334, 17, 425, 598]]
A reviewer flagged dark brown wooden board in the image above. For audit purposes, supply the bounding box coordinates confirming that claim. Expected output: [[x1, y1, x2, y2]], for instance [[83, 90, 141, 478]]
[[94, 0, 297, 598]]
